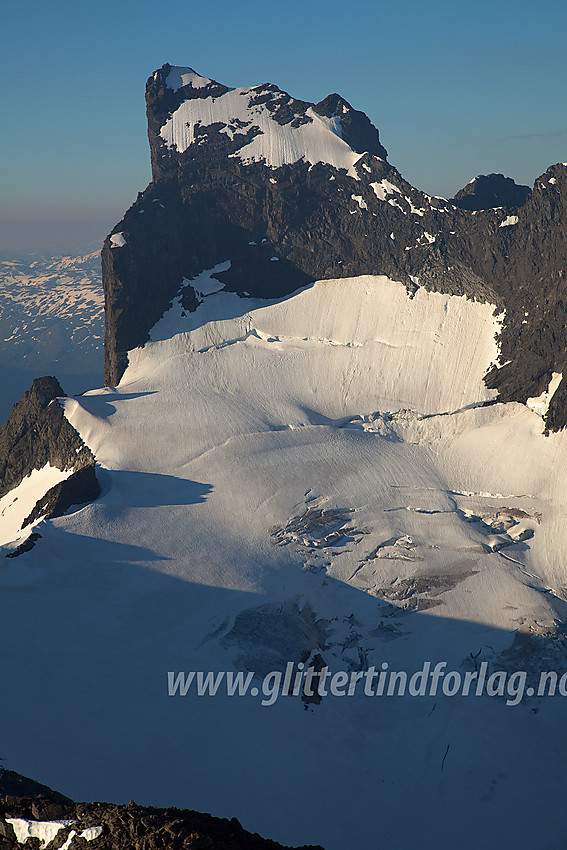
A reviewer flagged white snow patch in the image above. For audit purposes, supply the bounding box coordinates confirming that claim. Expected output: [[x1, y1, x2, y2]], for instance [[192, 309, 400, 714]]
[[370, 179, 401, 201], [526, 372, 563, 416], [6, 820, 76, 848], [499, 215, 519, 228], [185, 262, 230, 298], [405, 197, 425, 216], [80, 827, 103, 842], [549, 177, 556, 185], [110, 233, 126, 248], [388, 198, 405, 212], [0, 463, 74, 546], [59, 832, 76, 850], [165, 66, 212, 91], [160, 88, 361, 177], [57, 826, 103, 850], [351, 195, 368, 210]]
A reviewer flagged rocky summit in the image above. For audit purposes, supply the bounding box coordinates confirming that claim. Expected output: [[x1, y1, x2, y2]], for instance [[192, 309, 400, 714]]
[[450, 172, 531, 211]]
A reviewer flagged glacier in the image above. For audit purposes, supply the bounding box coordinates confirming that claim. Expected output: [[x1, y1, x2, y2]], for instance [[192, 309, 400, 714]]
[[2, 270, 567, 849]]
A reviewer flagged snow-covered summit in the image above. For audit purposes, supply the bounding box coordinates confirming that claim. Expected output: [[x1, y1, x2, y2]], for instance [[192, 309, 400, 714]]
[[163, 65, 213, 92], [154, 63, 386, 177], [160, 84, 361, 176]]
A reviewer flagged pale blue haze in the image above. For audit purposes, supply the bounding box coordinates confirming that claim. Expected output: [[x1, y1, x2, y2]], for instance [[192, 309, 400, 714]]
[[2, 0, 566, 253]]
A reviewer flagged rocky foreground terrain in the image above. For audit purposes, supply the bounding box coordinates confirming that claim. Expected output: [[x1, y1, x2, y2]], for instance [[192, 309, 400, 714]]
[[0, 771, 322, 850]]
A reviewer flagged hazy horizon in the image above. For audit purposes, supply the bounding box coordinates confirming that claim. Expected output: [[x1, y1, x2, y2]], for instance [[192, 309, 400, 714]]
[[2, 0, 566, 256]]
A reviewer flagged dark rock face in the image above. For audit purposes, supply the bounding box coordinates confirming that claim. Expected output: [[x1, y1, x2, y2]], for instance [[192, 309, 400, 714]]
[[0, 781, 324, 850], [5, 532, 41, 558], [22, 466, 100, 528], [312, 93, 388, 158], [103, 63, 567, 430], [470, 164, 567, 424], [0, 770, 73, 808], [451, 173, 531, 211], [0, 376, 100, 527], [102, 64, 396, 388]]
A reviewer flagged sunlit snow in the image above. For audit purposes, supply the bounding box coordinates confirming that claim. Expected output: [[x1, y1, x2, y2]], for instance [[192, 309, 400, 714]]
[[4, 270, 567, 850], [526, 372, 563, 416], [0, 462, 73, 546], [165, 66, 212, 91], [6, 820, 76, 848], [160, 87, 362, 177]]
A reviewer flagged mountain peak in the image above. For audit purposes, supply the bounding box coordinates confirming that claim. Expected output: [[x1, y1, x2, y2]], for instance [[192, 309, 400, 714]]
[[162, 65, 213, 92], [451, 172, 530, 211], [104, 63, 567, 433], [145, 63, 387, 183]]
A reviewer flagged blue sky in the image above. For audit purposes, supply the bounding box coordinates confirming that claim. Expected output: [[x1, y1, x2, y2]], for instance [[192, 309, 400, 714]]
[[2, 0, 566, 254]]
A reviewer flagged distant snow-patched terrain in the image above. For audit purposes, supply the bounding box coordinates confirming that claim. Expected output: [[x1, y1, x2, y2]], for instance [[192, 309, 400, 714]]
[[0, 253, 104, 421], [3, 271, 567, 850]]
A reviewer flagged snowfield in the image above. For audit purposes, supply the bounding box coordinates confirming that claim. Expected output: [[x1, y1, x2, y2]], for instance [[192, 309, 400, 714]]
[[160, 85, 362, 177], [0, 463, 73, 548], [2, 272, 567, 849]]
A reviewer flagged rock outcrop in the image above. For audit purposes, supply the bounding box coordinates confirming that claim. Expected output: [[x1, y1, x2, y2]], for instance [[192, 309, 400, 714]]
[[0, 377, 100, 533], [451, 172, 531, 211], [0, 773, 324, 850]]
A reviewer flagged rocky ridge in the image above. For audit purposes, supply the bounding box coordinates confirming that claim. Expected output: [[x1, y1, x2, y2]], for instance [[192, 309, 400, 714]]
[[0, 772, 323, 850]]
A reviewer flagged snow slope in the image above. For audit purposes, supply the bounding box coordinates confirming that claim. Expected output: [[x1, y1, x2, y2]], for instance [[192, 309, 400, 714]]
[[160, 84, 362, 177], [0, 463, 73, 548], [2, 272, 567, 849]]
